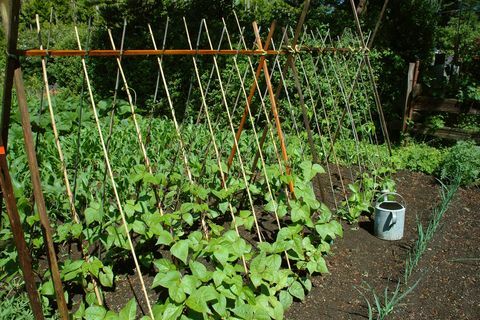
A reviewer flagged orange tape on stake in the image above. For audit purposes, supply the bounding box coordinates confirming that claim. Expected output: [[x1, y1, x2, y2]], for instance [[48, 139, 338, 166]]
[[0, 146, 5, 155]]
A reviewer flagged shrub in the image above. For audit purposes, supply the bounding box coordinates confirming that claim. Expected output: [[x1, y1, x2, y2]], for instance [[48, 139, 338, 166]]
[[439, 140, 480, 185], [392, 143, 445, 175]]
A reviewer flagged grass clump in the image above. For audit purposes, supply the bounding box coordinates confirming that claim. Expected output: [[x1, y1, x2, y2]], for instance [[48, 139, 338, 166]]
[[356, 280, 419, 320], [404, 179, 459, 282], [0, 279, 34, 320]]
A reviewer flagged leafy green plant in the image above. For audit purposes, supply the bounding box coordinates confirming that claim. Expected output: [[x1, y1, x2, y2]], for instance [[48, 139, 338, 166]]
[[424, 114, 445, 131], [337, 171, 396, 223], [3, 89, 347, 318], [439, 140, 480, 185]]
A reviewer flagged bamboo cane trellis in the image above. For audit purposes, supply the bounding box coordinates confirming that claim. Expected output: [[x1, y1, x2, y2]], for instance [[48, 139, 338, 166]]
[[0, 0, 392, 318]]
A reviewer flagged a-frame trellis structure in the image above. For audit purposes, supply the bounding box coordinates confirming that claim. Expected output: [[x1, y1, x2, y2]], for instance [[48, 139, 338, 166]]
[[0, 0, 391, 318]]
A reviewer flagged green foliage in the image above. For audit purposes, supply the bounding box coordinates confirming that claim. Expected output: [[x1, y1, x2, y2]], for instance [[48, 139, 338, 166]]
[[439, 140, 480, 185], [1, 87, 346, 319], [20, 0, 98, 25], [436, 2, 480, 104], [0, 280, 34, 320], [404, 180, 459, 283], [2, 2, 477, 319], [424, 114, 445, 131], [334, 139, 448, 177], [17, 22, 91, 94], [391, 143, 445, 175]]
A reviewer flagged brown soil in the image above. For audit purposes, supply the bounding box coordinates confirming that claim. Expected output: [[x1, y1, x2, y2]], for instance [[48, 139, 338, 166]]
[[286, 171, 480, 319]]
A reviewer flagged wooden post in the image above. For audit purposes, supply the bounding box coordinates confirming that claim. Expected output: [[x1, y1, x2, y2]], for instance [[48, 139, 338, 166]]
[[14, 67, 69, 320], [0, 146, 44, 319], [402, 62, 416, 133], [1, 0, 21, 150], [1, 1, 50, 318], [0, 0, 21, 223]]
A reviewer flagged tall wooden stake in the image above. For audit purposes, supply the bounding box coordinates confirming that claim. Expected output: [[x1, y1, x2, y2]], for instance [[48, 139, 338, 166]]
[[0, 147, 44, 319], [14, 68, 69, 320], [0, 0, 21, 223], [249, 0, 312, 195], [1, 0, 20, 150], [1, 1, 65, 318]]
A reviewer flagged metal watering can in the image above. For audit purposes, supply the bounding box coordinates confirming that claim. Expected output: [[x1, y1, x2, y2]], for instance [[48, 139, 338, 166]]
[[374, 192, 406, 241]]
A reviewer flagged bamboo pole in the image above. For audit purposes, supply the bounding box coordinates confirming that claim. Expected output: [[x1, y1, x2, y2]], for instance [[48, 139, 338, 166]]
[[148, 23, 211, 239], [195, 24, 227, 125], [306, 30, 350, 206], [334, 30, 383, 172], [35, 15, 79, 225], [223, 18, 291, 269], [183, 18, 249, 272], [328, 0, 392, 157], [106, 29, 165, 216], [35, 15, 103, 305], [74, 26, 155, 319], [291, 35, 338, 209], [102, 18, 127, 206], [247, 0, 311, 186], [317, 30, 356, 183], [226, 21, 276, 170], [230, 13, 286, 185], [199, 18, 264, 242], [282, 29, 327, 202], [16, 47, 354, 57], [253, 22, 295, 195], [269, 32, 305, 154], [148, 23, 194, 183], [325, 41, 365, 176], [33, 8, 54, 152]]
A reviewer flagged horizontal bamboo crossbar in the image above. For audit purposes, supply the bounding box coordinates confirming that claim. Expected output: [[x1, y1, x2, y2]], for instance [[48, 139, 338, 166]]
[[16, 47, 358, 57]]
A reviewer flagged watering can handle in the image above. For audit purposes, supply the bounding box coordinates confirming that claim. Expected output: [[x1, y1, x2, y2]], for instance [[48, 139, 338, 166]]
[[375, 192, 406, 208], [390, 211, 397, 226]]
